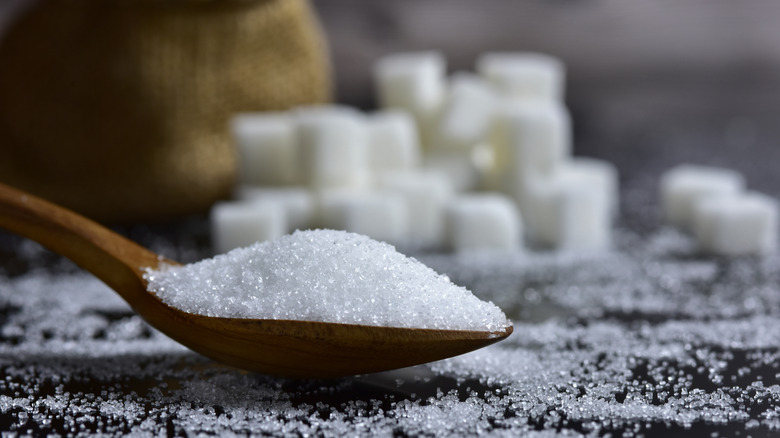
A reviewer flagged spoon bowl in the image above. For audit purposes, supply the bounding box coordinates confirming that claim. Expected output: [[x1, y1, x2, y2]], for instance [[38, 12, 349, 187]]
[[0, 183, 512, 378]]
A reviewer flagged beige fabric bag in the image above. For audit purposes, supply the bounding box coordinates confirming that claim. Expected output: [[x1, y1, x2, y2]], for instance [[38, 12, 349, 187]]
[[0, 0, 330, 223]]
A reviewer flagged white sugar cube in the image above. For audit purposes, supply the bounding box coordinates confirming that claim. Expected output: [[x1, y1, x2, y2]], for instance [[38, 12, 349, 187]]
[[373, 51, 446, 144], [366, 110, 421, 175], [520, 170, 611, 250], [231, 113, 299, 186], [693, 192, 778, 256], [317, 189, 409, 247], [476, 52, 565, 101], [423, 150, 481, 193], [446, 194, 522, 252], [471, 142, 500, 190], [210, 201, 286, 254], [563, 157, 620, 217], [433, 72, 496, 151], [490, 100, 571, 196], [660, 165, 745, 228], [378, 170, 455, 250], [294, 105, 370, 189], [234, 186, 315, 233]]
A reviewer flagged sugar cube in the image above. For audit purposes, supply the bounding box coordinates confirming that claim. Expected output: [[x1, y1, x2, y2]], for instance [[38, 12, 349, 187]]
[[422, 150, 482, 192], [373, 51, 446, 144], [446, 194, 523, 252], [294, 105, 370, 189], [432, 72, 496, 151], [210, 201, 286, 254], [476, 52, 565, 101], [693, 192, 778, 256], [660, 165, 745, 228], [563, 157, 620, 217], [234, 186, 315, 233], [519, 170, 611, 250], [378, 170, 455, 250], [366, 110, 421, 176], [317, 189, 409, 247], [231, 112, 299, 186], [490, 100, 571, 196]]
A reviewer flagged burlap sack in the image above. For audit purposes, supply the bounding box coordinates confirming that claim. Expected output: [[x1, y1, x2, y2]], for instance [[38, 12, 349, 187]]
[[0, 0, 330, 223]]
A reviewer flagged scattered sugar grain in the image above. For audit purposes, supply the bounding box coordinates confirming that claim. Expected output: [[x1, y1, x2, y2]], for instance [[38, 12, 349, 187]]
[[144, 229, 509, 332]]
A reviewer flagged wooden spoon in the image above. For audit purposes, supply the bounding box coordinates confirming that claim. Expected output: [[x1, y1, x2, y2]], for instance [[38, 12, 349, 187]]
[[0, 183, 512, 378]]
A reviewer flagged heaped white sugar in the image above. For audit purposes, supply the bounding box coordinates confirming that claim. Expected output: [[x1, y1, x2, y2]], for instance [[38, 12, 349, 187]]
[[143, 229, 510, 332]]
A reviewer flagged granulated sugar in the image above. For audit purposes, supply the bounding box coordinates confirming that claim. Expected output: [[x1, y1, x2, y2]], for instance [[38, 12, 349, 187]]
[[143, 229, 510, 332]]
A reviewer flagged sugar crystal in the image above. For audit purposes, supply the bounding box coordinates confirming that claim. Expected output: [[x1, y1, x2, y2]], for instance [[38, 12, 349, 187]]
[[143, 229, 510, 332]]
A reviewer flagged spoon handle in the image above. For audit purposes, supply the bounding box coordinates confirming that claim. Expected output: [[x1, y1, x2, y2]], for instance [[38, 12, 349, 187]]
[[0, 183, 164, 305]]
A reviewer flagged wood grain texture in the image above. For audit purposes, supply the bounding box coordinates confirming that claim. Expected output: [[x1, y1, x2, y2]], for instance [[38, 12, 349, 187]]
[[0, 183, 511, 378]]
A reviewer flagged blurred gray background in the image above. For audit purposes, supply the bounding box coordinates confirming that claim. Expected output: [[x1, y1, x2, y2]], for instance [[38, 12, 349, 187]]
[[313, 0, 780, 226]]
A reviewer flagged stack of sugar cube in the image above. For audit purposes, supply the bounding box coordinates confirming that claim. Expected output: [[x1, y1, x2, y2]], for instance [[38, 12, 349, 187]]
[[224, 101, 521, 254], [222, 105, 425, 253], [215, 50, 620, 254], [374, 51, 618, 250], [660, 164, 778, 256]]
